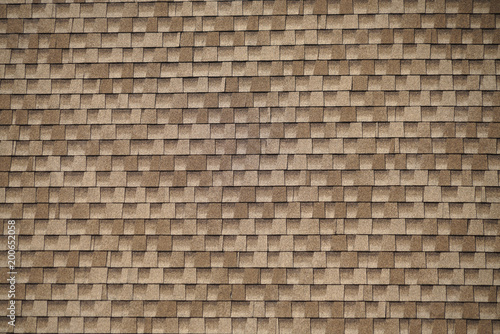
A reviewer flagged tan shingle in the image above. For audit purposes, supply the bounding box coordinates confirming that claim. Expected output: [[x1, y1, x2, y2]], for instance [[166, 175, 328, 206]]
[[1, 2, 499, 333]]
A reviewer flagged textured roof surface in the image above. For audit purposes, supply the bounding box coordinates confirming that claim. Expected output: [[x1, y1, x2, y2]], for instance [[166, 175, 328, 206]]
[[0, 0, 499, 333]]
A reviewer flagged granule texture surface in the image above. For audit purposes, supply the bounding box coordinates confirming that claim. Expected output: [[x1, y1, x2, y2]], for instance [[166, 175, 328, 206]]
[[0, 0, 499, 333]]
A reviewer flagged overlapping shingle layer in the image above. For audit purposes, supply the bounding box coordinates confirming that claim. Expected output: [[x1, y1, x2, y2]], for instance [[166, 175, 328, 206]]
[[0, 0, 499, 333]]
